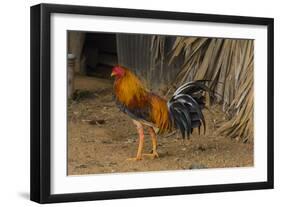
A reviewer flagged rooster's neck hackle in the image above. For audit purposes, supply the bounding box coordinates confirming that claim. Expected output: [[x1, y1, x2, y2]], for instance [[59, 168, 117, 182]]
[[114, 68, 147, 107]]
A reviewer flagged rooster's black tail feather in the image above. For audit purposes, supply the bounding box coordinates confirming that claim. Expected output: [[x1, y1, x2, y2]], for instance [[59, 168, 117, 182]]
[[168, 80, 211, 139]]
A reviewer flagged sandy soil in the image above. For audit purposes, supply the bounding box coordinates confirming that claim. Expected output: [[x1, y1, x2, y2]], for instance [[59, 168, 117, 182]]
[[67, 75, 253, 175]]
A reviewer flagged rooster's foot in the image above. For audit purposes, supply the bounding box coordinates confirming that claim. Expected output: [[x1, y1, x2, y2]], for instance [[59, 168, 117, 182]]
[[143, 151, 159, 159], [126, 156, 142, 161]]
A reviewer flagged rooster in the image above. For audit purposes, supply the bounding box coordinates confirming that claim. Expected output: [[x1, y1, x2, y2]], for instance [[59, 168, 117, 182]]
[[111, 65, 210, 161]]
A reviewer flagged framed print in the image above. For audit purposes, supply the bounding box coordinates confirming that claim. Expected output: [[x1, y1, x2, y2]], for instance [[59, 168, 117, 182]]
[[30, 3, 274, 203]]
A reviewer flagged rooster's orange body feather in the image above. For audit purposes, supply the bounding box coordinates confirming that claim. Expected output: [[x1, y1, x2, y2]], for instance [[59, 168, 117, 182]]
[[113, 67, 172, 133]]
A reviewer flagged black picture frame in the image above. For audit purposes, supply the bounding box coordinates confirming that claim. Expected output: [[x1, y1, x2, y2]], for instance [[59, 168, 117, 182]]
[[30, 3, 274, 204]]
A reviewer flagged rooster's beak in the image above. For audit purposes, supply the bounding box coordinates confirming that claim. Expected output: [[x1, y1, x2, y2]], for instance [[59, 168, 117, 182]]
[[111, 72, 116, 77]]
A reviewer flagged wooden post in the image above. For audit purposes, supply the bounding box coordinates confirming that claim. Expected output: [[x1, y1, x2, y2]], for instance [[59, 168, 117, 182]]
[[68, 32, 85, 74], [67, 53, 76, 99]]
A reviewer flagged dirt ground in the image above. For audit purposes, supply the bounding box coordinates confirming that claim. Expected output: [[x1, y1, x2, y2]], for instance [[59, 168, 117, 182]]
[[67, 75, 253, 175]]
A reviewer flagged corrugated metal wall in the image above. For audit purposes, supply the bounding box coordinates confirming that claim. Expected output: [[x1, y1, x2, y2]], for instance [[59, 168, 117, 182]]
[[116, 34, 183, 92]]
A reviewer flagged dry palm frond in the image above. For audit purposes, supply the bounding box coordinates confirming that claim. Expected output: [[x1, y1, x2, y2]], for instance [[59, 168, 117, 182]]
[[165, 37, 254, 142]]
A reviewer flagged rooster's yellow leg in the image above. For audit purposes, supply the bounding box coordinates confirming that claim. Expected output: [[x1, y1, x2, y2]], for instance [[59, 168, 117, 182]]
[[143, 127, 159, 159], [126, 120, 144, 161]]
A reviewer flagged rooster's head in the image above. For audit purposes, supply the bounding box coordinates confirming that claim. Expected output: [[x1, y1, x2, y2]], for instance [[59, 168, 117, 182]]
[[111, 65, 125, 78]]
